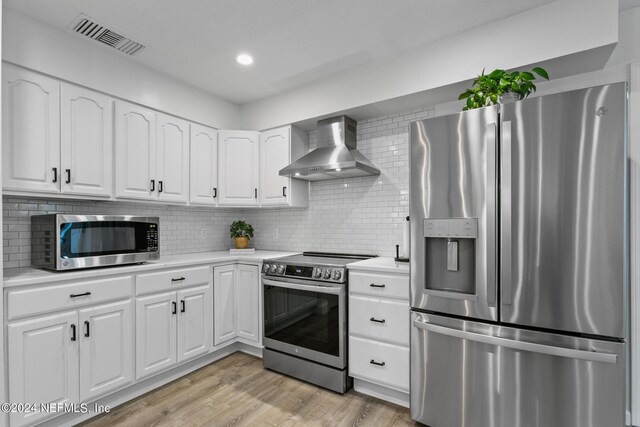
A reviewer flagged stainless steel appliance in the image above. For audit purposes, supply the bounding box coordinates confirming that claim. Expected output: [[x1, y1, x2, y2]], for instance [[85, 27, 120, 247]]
[[279, 116, 380, 181], [262, 251, 374, 393], [31, 214, 160, 270], [409, 83, 628, 426]]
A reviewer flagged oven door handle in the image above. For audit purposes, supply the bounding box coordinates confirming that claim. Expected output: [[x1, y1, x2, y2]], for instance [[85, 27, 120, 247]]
[[262, 277, 342, 295]]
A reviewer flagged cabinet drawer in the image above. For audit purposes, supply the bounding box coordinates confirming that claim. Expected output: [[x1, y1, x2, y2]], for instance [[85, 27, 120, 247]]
[[349, 272, 409, 299], [349, 295, 409, 346], [7, 276, 132, 320], [136, 266, 211, 295], [349, 336, 409, 392]]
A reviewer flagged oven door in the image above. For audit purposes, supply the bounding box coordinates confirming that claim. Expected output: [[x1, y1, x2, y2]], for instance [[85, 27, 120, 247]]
[[263, 276, 346, 369]]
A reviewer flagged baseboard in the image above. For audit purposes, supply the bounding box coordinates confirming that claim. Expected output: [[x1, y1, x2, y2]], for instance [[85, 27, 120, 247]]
[[353, 378, 410, 408]]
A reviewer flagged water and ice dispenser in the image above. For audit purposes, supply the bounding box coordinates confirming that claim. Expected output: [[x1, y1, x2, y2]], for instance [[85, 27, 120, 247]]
[[423, 218, 478, 295]]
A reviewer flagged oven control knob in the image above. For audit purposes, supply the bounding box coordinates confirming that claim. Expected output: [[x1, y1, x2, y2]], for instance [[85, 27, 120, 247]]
[[323, 269, 331, 279], [314, 268, 322, 278], [332, 270, 342, 280], [262, 264, 270, 273], [277, 264, 285, 274], [270, 264, 278, 274]]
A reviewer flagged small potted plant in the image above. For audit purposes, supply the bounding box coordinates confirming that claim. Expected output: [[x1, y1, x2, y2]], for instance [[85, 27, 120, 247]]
[[458, 67, 549, 111], [229, 220, 254, 249]]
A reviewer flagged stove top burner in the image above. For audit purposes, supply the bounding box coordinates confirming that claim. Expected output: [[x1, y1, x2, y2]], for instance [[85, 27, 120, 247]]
[[262, 251, 376, 283]]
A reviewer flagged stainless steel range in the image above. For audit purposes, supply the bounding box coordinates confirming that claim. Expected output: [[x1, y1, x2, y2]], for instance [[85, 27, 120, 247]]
[[262, 252, 374, 393]]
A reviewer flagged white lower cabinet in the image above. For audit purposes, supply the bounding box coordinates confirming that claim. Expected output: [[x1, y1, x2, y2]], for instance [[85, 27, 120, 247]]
[[348, 268, 410, 407], [213, 264, 261, 346], [135, 269, 213, 380], [7, 299, 134, 427]]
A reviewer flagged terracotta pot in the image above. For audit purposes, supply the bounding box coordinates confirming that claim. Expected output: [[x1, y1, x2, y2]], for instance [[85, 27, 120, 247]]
[[234, 236, 249, 249]]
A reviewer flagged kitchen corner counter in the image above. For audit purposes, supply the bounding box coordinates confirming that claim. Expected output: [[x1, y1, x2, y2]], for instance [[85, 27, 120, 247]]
[[3, 250, 299, 288], [348, 257, 409, 275]]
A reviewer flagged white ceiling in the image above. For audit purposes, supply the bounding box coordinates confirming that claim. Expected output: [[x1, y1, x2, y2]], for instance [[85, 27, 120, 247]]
[[5, 0, 586, 105]]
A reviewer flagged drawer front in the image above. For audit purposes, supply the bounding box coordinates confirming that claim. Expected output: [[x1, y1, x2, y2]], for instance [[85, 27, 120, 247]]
[[349, 336, 409, 392], [7, 276, 132, 320], [136, 266, 211, 295], [349, 271, 409, 299], [349, 295, 409, 346]]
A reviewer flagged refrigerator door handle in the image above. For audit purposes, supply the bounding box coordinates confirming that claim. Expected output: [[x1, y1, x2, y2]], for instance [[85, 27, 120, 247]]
[[412, 319, 618, 364], [500, 120, 513, 305], [486, 122, 498, 306]]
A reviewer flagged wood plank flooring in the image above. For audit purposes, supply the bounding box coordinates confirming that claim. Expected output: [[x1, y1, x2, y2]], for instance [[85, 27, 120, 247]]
[[80, 352, 418, 427]]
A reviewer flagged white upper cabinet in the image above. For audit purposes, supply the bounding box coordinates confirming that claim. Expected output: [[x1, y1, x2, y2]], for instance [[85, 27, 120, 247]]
[[3, 65, 61, 193], [115, 100, 157, 201], [156, 113, 189, 203], [218, 130, 259, 206], [190, 123, 218, 206], [60, 83, 113, 197], [115, 102, 190, 203], [260, 126, 309, 207]]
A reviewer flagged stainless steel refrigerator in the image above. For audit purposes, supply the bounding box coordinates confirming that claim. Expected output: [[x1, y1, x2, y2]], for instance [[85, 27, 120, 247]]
[[409, 83, 628, 427]]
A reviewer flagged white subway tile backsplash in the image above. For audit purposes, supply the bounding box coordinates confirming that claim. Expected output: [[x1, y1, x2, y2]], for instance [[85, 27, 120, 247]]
[[2, 196, 244, 268]]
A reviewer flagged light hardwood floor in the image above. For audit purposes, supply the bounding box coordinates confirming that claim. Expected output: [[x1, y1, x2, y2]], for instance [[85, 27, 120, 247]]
[[80, 352, 418, 427]]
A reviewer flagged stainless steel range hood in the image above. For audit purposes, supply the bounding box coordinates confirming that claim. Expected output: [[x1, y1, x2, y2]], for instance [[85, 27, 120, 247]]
[[279, 116, 380, 181]]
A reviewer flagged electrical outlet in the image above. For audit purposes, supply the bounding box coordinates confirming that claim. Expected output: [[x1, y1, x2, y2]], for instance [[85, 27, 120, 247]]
[[200, 228, 207, 239], [273, 228, 279, 239]]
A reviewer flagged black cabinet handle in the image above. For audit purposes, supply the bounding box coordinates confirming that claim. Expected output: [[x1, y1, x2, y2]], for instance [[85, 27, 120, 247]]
[[84, 320, 90, 337], [283, 186, 287, 197], [180, 300, 186, 313], [52, 167, 58, 183], [171, 277, 186, 282], [255, 188, 258, 199], [172, 301, 177, 315], [370, 317, 386, 323], [65, 169, 71, 184], [70, 292, 91, 298], [150, 179, 155, 192], [213, 187, 217, 198], [370, 283, 386, 288], [71, 324, 76, 341], [159, 180, 163, 193], [370, 359, 386, 367]]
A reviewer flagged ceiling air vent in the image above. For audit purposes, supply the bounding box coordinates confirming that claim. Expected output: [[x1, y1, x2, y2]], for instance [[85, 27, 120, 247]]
[[71, 15, 146, 56]]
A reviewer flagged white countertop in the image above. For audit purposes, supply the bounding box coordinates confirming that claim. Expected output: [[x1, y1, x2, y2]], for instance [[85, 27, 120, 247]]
[[349, 257, 410, 275], [3, 250, 300, 288]]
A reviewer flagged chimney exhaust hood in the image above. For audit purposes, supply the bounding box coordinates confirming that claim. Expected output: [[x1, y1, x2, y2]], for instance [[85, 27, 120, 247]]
[[279, 116, 380, 181]]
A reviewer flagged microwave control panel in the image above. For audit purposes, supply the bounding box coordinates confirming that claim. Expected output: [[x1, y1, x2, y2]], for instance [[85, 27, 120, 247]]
[[147, 223, 159, 251]]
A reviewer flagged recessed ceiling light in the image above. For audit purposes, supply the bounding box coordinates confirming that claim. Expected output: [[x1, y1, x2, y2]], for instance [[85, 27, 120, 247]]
[[236, 54, 253, 65]]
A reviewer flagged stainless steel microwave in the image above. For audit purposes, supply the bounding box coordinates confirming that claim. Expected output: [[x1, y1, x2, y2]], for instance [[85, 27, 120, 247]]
[[31, 214, 160, 270]]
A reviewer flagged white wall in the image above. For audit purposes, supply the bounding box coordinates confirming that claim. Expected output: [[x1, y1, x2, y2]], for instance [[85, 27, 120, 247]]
[[240, 0, 618, 130], [2, 8, 241, 129]]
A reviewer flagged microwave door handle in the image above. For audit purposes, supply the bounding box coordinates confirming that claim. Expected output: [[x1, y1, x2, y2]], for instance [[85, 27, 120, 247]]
[[412, 319, 618, 364], [501, 120, 513, 305], [262, 277, 342, 295]]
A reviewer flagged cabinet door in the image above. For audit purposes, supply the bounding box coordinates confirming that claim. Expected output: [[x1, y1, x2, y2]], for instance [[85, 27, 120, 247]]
[[79, 300, 134, 402], [2, 65, 60, 194], [60, 83, 113, 197], [218, 130, 259, 206], [135, 292, 177, 379], [156, 113, 189, 203], [190, 123, 218, 205], [236, 264, 261, 344], [260, 126, 291, 206], [7, 311, 79, 427], [177, 284, 213, 363], [213, 265, 237, 345], [115, 101, 156, 200]]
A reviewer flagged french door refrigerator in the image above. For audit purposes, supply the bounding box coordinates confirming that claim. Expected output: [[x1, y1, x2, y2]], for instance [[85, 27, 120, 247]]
[[409, 83, 628, 427]]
